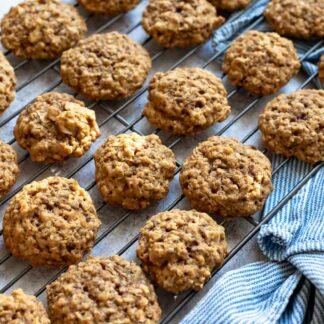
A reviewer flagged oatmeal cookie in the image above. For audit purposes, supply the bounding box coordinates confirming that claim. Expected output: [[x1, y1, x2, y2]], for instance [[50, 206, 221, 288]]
[[14, 92, 100, 163], [319, 54, 324, 83], [180, 136, 272, 217], [47, 256, 161, 323], [0, 289, 50, 324], [223, 30, 300, 96], [137, 209, 228, 293], [0, 52, 15, 114], [94, 133, 176, 209], [78, 0, 139, 15], [0, 140, 19, 199], [142, 0, 224, 48], [209, 0, 251, 11], [259, 90, 324, 164], [3, 177, 101, 267], [1, 0, 86, 60], [144, 68, 231, 135], [264, 0, 324, 39], [60, 32, 151, 100]]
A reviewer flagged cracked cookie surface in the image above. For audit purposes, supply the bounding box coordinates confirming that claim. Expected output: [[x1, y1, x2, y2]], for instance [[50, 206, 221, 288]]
[[3, 177, 101, 267], [0, 140, 19, 199], [209, 0, 251, 11], [0, 52, 16, 114], [137, 209, 228, 293], [264, 0, 324, 39], [14, 92, 100, 163], [259, 90, 324, 164], [180, 136, 272, 217], [1, 0, 86, 59], [60, 32, 152, 100], [47, 256, 161, 324], [223, 30, 300, 96], [142, 0, 224, 48], [78, 0, 139, 15], [94, 133, 176, 209], [144, 68, 231, 135], [0, 289, 50, 324]]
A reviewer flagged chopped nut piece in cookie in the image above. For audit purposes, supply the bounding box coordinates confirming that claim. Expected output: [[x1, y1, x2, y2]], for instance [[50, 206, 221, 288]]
[[14, 92, 100, 163], [144, 67, 231, 135], [47, 256, 161, 323], [1, 0, 87, 59], [60, 32, 152, 100], [94, 133, 176, 209], [3, 177, 101, 267], [142, 0, 224, 48], [264, 0, 324, 39], [180, 136, 273, 217], [0, 140, 19, 199], [137, 209, 228, 293], [223, 30, 300, 96], [0, 289, 50, 324], [259, 90, 324, 164]]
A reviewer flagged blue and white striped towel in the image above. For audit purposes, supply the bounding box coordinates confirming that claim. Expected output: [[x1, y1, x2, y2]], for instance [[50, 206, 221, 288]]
[[181, 158, 324, 323]]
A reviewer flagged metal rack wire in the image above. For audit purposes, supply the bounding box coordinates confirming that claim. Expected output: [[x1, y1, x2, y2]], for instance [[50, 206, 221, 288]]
[[0, 0, 323, 322]]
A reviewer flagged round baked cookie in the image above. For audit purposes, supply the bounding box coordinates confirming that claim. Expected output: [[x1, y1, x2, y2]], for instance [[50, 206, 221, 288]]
[[94, 133, 176, 209], [0, 289, 50, 324], [14, 92, 100, 163], [3, 177, 101, 267], [209, 0, 251, 11], [264, 0, 324, 39], [180, 136, 273, 217], [144, 68, 231, 135], [47, 256, 161, 323], [142, 0, 224, 48], [0, 0, 87, 60], [319, 54, 324, 83], [0, 140, 19, 199], [0, 52, 16, 114], [60, 32, 151, 100], [259, 90, 324, 164], [78, 0, 139, 15], [223, 30, 300, 96], [137, 209, 228, 293]]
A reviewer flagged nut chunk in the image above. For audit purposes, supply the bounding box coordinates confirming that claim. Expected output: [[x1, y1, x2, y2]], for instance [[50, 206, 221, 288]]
[[137, 209, 228, 293], [0, 289, 50, 324], [14, 92, 100, 163], [94, 133, 176, 209], [3, 177, 101, 267], [180, 136, 272, 217], [47, 256, 161, 323]]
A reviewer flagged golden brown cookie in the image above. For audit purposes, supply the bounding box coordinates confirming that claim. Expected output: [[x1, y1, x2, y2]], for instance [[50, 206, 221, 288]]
[[259, 90, 324, 164], [223, 30, 300, 96], [94, 133, 176, 209], [78, 0, 139, 15], [60, 32, 151, 100], [47, 256, 161, 323], [144, 68, 231, 135], [3, 177, 101, 267], [142, 0, 224, 48], [0, 52, 15, 114], [209, 0, 251, 11], [180, 136, 273, 217], [264, 0, 324, 39], [137, 209, 228, 294], [14, 92, 100, 163], [0, 289, 50, 324], [0, 140, 19, 199], [1, 0, 86, 60], [319, 54, 324, 83]]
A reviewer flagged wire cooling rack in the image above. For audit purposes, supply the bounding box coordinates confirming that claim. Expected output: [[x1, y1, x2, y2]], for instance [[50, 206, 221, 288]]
[[0, 0, 323, 322]]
